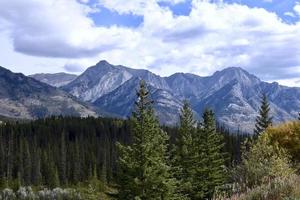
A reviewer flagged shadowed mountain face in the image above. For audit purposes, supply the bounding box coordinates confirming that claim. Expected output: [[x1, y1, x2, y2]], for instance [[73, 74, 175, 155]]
[[30, 72, 77, 87], [0, 66, 97, 119], [62, 61, 300, 132]]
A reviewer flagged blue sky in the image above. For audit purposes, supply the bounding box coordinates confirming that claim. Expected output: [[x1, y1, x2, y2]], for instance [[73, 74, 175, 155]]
[[88, 0, 299, 27], [0, 0, 299, 86]]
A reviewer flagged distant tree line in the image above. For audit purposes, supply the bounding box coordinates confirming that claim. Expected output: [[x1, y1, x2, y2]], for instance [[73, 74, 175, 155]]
[[0, 115, 249, 190], [0, 117, 131, 188]]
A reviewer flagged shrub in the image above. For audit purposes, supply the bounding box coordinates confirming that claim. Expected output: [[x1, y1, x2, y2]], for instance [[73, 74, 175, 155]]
[[264, 121, 300, 165], [214, 131, 300, 200]]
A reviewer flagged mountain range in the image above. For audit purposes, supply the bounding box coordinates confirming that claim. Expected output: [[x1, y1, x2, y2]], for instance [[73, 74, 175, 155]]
[[0, 66, 96, 119], [1, 61, 299, 133]]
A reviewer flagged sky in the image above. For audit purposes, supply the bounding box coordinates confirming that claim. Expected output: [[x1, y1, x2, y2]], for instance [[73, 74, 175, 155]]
[[0, 0, 300, 87]]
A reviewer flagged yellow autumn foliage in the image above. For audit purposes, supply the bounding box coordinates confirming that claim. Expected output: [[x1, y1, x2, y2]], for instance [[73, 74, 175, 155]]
[[264, 121, 300, 163]]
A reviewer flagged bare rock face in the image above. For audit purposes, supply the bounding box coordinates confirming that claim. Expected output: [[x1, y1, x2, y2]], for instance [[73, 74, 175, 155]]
[[2, 60, 300, 133], [62, 61, 300, 133]]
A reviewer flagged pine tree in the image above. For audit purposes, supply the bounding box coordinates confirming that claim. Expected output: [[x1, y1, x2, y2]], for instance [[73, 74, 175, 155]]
[[73, 139, 81, 183], [59, 131, 67, 185], [192, 109, 226, 199], [172, 100, 195, 199], [23, 140, 31, 185], [6, 130, 14, 183], [254, 93, 272, 135], [32, 148, 42, 185], [48, 155, 60, 188], [0, 132, 5, 187], [117, 80, 179, 200], [18, 137, 24, 185], [100, 148, 107, 184]]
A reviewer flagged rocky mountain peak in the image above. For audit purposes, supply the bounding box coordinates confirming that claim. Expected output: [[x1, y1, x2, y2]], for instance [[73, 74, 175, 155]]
[[211, 67, 261, 86]]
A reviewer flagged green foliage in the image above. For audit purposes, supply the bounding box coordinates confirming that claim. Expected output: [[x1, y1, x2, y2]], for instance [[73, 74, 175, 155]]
[[0, 116, 130, 189], [234, 136, 294, 189], [116, 80, 179, 200], [171, 101, 196, 199], [191, 108, 226, 199], [225, 133, 299, 200], [254, 93, 272, 135]]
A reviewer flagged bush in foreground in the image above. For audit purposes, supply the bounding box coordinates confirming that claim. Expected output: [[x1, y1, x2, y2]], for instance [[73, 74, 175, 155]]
[[214, 127, 300, 200]]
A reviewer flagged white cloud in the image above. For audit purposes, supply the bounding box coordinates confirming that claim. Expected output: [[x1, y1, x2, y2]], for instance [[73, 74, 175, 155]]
[[284, 12, 295, 17], [0, 0, 300, 86], [294, 2, 300, 16], [0, 0, 137, 58]]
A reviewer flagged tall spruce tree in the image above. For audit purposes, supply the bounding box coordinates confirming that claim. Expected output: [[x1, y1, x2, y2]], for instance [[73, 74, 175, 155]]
[[59, 131, 67, 185], [117, 80, 179, 200], [0, 133, 5, 184], [23, 140, 32, 185], [73, 139, 81, 183], [32, 148, 42, 185], [172, 100, 195, 199], [254, 93, 272, 135], [192, 108, 226, 199]]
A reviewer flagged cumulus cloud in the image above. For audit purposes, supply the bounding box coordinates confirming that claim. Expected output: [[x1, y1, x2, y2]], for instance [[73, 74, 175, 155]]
[[0, 0, 300, 86], [0, 0, 137, 58], [294, 2, 300, 16]]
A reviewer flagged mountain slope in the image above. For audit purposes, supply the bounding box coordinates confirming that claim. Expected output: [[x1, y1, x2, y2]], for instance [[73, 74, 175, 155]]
[[87, 62, 299, 132], [62, 60, 170, 102], [3, 60, 299, 133], [0, 66, 97, 119], [30, 72, 77, 87], [93, 77, 183, 125]]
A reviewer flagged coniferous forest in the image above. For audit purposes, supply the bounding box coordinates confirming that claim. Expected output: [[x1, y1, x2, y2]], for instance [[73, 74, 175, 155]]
[[0, 81, 299, 199], [0, 116, 247, 188]]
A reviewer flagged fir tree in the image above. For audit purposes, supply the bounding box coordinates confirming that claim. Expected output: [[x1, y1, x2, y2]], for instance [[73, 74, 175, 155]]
[[172, 100, 195, 199], [6, 130, 14, 183], [192, 108, 226, 199], [0, 133, 5, 183], [254, 93, 272, 135], [18, 137, 24, 185], [100, 149, 107, 184], [48, 155, 60, 188], [23, 140, 31, 185], [117, 80, 179, 200], [59, 131, 67, 185], [32, 148, 42, 185], [73, 139, 81, 183]]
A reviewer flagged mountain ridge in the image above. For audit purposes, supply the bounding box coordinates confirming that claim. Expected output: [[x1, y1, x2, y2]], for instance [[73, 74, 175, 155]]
[[61, 61, 299, 132], [1, 61, 299, 133]]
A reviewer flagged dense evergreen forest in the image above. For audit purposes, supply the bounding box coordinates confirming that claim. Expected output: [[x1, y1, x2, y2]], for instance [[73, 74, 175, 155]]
[[0, 116, 247, 189], [0, 81, 299, 199]]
